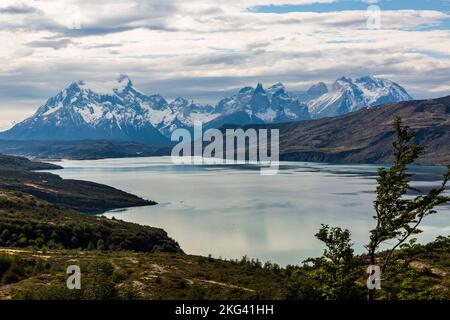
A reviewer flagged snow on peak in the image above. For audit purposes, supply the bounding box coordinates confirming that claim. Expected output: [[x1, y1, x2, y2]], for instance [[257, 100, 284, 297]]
[[306, 82, 328, 97], [337, 76, 353, 83], [269, 82, 284, 90], [239, 86, 254, 94], [308, 75, 412, 118], [66, 80, 84, 91], [268, 82, 285, 95], [170, 97, 189, 108], [6, 75, 412, 142], [215, 82, 310, 123], [59, 75, 135, 96]]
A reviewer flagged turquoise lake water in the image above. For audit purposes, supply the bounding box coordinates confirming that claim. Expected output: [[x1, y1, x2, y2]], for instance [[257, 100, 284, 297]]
[[48, 157, 450, 266]]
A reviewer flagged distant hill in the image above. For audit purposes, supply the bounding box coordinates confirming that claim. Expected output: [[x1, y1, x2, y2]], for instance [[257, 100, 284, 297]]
[[0, 140, 171, 160], [0, 154, 62, 170], [277, 96, 450, 165], [0, 154, 155, 213]]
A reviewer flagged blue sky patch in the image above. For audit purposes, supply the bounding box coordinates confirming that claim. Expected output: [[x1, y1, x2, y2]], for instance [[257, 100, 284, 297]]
[[249, 0, 450, 14], [248, 0, 450, 30]]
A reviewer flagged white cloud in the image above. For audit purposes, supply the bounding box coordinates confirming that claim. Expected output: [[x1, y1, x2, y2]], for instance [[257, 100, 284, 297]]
[[0, 0, 449, 129]]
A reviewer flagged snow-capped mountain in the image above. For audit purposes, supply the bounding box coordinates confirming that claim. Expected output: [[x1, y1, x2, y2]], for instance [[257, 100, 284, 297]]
[[0, 75, 223, 145], [0, 76, 170, 146], [0, 76, 312, 144], [209, 82, 310, 129], [0, 74, 412, 146], [297, 82, 328, 102], [305, 76, 412, 118]]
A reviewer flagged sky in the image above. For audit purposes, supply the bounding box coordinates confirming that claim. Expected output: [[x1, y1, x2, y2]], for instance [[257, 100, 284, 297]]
[[0, 0, 450, 130]]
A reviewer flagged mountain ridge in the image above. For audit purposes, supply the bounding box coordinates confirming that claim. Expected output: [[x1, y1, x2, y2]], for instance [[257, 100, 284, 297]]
[[216, 95, 450, 165], [276, 96, 450, 165], [0, 75, 412, 144], [0, 96, 448, 165]]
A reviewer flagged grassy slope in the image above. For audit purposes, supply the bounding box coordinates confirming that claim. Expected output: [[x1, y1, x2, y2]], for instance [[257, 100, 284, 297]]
[[0, 240, 448, 300], [0, 249, 285, 300]]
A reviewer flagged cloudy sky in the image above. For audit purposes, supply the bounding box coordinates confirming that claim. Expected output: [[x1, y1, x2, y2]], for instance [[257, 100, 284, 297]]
[[0, 0, 450, 130]]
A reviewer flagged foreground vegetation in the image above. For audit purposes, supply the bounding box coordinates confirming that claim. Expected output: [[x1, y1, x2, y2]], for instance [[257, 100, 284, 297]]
[[0, 118, 448, 300], [321, 117, 450, 300], [0, 235, 448, 300], [0, 190, 181, 253]]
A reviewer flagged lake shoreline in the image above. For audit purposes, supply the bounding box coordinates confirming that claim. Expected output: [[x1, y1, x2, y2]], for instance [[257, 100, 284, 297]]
[[0, 154, 157, 214]]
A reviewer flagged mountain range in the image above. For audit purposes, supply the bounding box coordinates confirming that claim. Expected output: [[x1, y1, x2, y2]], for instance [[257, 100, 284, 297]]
[[301, 76, 412, 118], [0, 75, 412, 145], [219, 95, 450, 165]]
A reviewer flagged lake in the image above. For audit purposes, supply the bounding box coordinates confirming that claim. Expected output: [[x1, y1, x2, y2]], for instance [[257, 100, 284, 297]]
[[48, 157, 450, 266]]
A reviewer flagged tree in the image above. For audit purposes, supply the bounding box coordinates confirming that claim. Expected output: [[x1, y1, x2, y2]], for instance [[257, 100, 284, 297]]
[[367, 117, 450, 300], [1, 229, 10, 240], [85, 260, 116, 300], [304, 225, 365, 300], [17, 236, 28, 247], [96, 239, 106, 251], [87, 241, 95, 251]]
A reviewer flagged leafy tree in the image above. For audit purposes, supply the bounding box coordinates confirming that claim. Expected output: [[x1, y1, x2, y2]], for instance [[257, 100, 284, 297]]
[[87, 241, 95, 251], [0, 254, 26, 284], [84, 260, 116, 300], [96, 239, 106, 251], [17, 237, 28, 247], [367, 117, 450, 300], [304, 225, 365, 300], [1, 229, 10, 240]]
